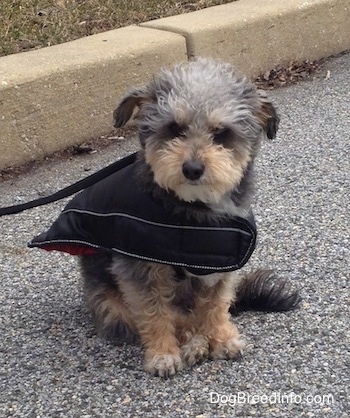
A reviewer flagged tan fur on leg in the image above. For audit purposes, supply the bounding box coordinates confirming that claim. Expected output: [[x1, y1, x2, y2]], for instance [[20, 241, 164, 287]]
[[192, 275, 245, 360], [116, 265, 184, 377], [85, 287, 137, 337], [180, 334, 210, 367]]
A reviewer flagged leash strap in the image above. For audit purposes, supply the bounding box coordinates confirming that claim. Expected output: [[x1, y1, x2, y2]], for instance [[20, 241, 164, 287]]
[[0, 152, 137, 217]]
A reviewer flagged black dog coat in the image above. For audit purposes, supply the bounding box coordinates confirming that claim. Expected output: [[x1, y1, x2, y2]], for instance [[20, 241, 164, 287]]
[[28, 153, 257, 276]]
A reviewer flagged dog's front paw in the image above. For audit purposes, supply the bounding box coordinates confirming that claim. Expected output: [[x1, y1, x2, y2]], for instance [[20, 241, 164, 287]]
[[181, 335, 209, 367], [210, 337, 245, 360], [144, 352, 183, 377]]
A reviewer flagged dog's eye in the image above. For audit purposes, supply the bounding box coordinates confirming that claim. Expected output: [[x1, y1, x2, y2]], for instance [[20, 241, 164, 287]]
[[212, 127, 232, 145], [168, 121, 185, 138]]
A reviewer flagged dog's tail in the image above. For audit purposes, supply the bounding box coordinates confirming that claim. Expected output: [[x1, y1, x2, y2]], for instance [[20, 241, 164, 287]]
[[230, 269, 301, 314]]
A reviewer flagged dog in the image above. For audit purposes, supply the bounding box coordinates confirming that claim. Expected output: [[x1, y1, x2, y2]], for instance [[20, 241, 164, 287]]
[[79, 58, 300, 377]]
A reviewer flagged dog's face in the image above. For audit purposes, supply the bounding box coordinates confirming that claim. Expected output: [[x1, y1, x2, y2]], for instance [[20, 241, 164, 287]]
[[114, 58, 279, 204]]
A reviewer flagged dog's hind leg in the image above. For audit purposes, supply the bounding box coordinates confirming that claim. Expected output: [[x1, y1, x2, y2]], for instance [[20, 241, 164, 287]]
[[80, 253, 138, 343]]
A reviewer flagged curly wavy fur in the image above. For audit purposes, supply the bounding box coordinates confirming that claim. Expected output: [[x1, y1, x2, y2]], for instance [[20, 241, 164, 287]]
[[81, 58, 300, 377]]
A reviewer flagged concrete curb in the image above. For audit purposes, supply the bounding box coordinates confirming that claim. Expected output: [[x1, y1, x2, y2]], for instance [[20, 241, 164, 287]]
[[0, 0, 349, 171]]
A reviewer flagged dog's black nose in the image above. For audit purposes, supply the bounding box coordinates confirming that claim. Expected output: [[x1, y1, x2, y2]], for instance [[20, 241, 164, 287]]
[[182, 160, 205, 181]]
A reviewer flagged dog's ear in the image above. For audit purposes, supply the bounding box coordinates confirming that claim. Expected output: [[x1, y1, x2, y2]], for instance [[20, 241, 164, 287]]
[[257, 90, 280, 139], [113, 86, 154, 128]]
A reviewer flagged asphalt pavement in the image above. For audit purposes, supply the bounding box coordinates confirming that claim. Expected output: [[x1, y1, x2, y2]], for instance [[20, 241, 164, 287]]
[[0, 53, 349, 417]]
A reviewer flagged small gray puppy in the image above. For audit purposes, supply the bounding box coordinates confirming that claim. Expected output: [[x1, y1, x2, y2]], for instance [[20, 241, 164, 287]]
[[80, 58, 300, 377]]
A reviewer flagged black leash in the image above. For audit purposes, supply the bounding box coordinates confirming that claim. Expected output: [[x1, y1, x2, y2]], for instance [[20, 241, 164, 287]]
[[0, 152, 137, 217]]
